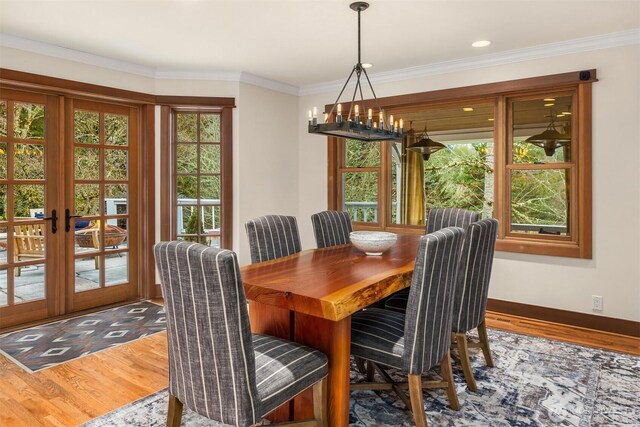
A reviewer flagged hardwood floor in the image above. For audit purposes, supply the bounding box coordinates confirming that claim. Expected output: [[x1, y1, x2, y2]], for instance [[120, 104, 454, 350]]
[[0, 310, 637, 427]]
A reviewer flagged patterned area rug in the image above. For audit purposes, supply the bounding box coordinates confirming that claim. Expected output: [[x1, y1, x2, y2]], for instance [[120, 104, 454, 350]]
[[0, 300, 166, 373], [82, 328, 640, 426]]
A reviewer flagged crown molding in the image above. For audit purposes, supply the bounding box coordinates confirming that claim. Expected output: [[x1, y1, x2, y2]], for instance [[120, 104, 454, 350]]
[[299, 28, 640, 96], [2, 28, 638, 97], [0, 33, 157, 78]]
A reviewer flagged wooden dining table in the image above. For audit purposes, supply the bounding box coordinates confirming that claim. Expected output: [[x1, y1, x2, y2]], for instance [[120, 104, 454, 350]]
[[240, 233, 422, 427]]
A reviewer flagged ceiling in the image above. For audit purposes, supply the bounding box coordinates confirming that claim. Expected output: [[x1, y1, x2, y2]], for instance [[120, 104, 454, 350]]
[[0, 0, 638, 88]]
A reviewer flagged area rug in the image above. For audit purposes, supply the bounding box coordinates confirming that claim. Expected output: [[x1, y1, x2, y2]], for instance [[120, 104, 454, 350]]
[[0, 300, 166, 373], [81, 328, 640, 426]]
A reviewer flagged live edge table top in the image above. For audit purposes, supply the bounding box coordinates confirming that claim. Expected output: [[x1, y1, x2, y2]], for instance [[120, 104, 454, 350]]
[[240, 234, 422, 321]]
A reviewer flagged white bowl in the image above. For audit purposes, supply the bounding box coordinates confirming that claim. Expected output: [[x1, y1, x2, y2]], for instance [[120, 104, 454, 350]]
[[350, 231, 397, 256]]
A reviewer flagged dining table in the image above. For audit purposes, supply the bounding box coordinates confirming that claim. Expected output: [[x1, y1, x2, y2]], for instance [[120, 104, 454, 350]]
[[240, 233, 423, 427]]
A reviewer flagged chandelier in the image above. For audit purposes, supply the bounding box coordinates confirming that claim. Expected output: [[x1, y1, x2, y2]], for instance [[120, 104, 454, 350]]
[[407, 123, 446, 160], [308, 2, 403, 142]]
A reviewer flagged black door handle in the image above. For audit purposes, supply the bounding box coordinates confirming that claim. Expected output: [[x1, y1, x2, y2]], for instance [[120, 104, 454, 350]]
[[65, 208, 82, 232], [43, 209, 58, 234]]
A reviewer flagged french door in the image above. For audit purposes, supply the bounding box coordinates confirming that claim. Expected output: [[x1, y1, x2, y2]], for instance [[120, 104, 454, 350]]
[[0, 89, 139, 328]]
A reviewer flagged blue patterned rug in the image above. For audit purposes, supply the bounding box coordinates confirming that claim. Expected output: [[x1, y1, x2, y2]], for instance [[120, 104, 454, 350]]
[[0, 300, 166, 373], [82, 328, 640, 426]]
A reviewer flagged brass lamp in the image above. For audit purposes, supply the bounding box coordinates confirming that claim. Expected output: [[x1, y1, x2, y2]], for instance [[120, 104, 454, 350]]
[[407, 124, 446, 160], [525, 110, 571, 156]]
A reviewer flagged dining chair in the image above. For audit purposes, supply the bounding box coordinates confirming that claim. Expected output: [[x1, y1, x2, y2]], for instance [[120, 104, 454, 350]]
[[154, 241, 328, 427], [350, 227, 465, 427], [245, 215, 302, 264], [311, 210, 353, 248], [426, 207, 480, 234], [384, 207, 479, 312], [450, 218, 498, 392], [385, 218, 499, 392]]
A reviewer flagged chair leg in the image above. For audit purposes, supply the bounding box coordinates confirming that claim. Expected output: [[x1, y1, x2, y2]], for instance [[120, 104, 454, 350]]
[[477, 320, 495, 367], [167, 393, 183, 427], [440, 350, 460, 410], [365, 359, 375, 382], [313, 377, 328, 427], [455, 332, 477, 392], [408, 374, 428, 427]]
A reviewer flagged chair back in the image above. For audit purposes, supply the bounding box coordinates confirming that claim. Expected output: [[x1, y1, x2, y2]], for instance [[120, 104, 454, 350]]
[[402, 227, 465, 375], [311, 210, 353, 248], [452, 218, 498, 333], [426, 208, 480, 233], [245, 215, 302, 264], [154, 241, 261, 426]]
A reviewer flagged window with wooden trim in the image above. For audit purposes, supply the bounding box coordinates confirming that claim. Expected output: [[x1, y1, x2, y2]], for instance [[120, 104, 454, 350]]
[[328, 70, 593, 258], [160, 104, 233, 249]]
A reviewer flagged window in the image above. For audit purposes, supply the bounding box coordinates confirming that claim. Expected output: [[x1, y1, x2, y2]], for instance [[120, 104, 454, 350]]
[[329, 70, 593, 258], [160, 102, 233, 249]]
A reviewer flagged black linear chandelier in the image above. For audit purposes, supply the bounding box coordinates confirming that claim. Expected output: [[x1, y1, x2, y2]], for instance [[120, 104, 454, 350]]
[[308, 2, 403, 142]]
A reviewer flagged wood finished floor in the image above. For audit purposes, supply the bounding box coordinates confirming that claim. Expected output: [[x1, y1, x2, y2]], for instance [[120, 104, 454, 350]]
[[0, 311, 638, 427]]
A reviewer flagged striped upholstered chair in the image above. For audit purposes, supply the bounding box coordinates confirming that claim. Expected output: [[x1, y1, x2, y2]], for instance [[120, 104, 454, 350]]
[[426, 207, 480, 234], [154, 241, 328, 427], [311, 210, 353, 248], [350, 227, 465, 427], [245, 215, 302, 264], [385, 207, 480, 313], [451, 218, 499, 392]]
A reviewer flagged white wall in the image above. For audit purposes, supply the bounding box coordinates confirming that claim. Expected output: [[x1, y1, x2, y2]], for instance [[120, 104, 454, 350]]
[[236, 82, 299, 265], [298, 45, 640, 322]]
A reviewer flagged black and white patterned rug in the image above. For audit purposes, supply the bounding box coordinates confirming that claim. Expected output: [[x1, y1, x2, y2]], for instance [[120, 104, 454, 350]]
[[0, 300, 166, 373], [82, 329, 640, 426]]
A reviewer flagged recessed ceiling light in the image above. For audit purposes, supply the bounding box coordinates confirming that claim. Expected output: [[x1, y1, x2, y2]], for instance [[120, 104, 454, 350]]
[[463, 107, 474, 112], [362, 63, 373, 69], [562, 111, 572, 115], [543, 98, 556, 102], [472, 40, 491, 48], [544, 103, 555, 107], [488, 118, 494, 121]]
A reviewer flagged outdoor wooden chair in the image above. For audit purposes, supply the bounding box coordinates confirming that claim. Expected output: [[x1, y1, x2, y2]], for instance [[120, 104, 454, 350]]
[[13, 223, 46, 276]]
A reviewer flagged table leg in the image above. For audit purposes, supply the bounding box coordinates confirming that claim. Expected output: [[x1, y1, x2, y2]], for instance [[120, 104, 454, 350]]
[[295, 313, 351, 427]]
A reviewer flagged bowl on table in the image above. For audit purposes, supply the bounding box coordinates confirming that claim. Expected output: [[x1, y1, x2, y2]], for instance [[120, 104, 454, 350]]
[[349, 231, 397, 256]]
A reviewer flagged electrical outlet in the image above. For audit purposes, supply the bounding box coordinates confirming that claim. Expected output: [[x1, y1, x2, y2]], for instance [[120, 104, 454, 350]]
[[592, 295, 603, 311]]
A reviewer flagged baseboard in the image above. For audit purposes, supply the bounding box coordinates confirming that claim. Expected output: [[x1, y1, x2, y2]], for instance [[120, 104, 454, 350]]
[[486, 298, 640, 338]]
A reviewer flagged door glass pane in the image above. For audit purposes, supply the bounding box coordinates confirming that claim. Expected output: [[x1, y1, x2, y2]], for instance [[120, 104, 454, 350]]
[[0, 269, 7, 306], [106, 218, 128, 249], [74, 110, 100, 144], [511, 169, 569, 236], [177, 205, 199, 236], [202, 205, 220, 248], [200, 114, 220, 142], [512, 96, 572, 164], [15, 144, 45, 179], [342, 171, 378, 223], [14, 185, 44, 218], [0, 100, 7, 137], [13, 103, 45, 140], [105, 184, 127, 215], [14, 263, 45, 302], [346, 139, 380, 167], [0, 143, 6, 179], [0, 225, 7, 265], [176, 113, 197, 142], [105, 253, 127, 287], [105, 113, 128, 146], [75, 184, 100, 215], [201, 144, 220, 173], [176, 144, 197, 173], [0, 185, 6, 220], [75, 147, 100, 180], [200, 175, 220, 200], [105, 149, 128, 180], [75, 255, 100, 291]]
